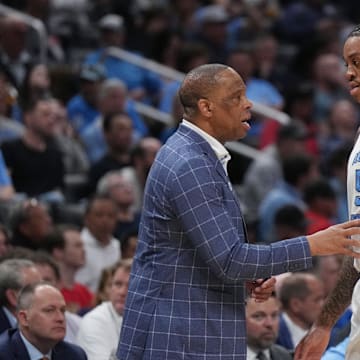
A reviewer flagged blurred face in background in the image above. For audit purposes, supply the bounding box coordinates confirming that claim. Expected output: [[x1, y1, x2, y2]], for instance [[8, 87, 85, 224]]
[[107, 174, 135, 208], [63, 229, 86, 269], [110, 265, 130, 315], [20, 201, 53, 243], [25, 100, 58, 140], [0, 228, 10, 257], [105, 114, 133, 153], [246, 295, 280, 350], [18, 285, 66, 349], [85, 198, 118, 245], [29, 64, 51, 91]]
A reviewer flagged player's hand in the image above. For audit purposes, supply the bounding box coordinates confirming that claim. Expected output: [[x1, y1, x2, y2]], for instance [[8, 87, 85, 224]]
[[307, 219, 360, 257], [246, 277, 276, 302]]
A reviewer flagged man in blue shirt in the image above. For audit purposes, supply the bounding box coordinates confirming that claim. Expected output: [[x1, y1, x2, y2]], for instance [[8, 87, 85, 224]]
[[84, 14, 161, 105]]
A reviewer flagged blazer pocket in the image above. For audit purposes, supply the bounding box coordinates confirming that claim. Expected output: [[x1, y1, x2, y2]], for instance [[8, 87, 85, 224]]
[[150, 285, 245, 356]]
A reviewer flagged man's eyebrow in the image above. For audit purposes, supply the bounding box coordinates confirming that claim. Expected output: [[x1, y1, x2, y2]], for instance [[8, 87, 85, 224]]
[[344, 51, 360, 59]]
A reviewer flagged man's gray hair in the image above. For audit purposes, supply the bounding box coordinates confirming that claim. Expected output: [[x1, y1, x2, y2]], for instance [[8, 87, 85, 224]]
[[17, 282, 54, 312], [0, 259, 35, 306], [96, 170, 124, 196], [98, 78, 127, 101]]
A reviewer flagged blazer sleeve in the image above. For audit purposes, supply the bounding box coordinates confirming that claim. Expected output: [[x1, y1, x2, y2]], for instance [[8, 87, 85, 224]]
[[168, 156, 312, 282]]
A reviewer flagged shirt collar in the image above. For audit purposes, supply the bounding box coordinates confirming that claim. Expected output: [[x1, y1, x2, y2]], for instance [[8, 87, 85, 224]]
[[282, 312, 308, 347], [182, 119, 231, 173], [20, 331, 52, 360], [2, 306, 17, 328], [247, 346, 271, 360]]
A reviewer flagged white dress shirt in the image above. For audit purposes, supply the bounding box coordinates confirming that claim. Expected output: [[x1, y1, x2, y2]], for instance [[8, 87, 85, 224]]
[[75, 228, 121, 292], [76, 301, 122, 360], [282, 312, 308, 348], [247, 346, 270, 360]]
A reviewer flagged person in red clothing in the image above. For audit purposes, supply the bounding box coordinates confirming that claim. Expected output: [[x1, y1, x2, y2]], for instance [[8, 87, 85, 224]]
[[44, 224, 94, 313]]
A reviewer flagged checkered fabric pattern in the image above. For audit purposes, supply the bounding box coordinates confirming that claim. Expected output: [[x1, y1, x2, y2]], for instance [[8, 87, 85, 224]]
[[117, 124, 312, 359]]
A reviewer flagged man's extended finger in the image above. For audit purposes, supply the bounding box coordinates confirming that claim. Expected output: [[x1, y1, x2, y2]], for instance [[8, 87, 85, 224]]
[[341, 219, 360, 228]]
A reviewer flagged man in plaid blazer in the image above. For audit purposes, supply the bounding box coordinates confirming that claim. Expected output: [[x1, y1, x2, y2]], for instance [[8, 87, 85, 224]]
[[117, 64, 360, 360]]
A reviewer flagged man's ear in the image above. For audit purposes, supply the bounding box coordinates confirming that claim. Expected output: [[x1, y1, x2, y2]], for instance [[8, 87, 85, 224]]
[[17, 309, 29, 328], [198, 99, 212, 117]]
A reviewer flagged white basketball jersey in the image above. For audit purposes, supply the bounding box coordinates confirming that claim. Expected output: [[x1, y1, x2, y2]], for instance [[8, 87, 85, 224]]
[[348, 135, 360, 271]]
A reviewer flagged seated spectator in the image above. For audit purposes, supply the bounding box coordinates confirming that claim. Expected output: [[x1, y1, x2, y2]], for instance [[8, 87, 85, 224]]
[[30, 250, 83, 343], [23, 0, 66, 64], [259, 82, 318, 157], [303, 178, 337, 234], [97, 171, 140, 240], [87, 112, 133, 194], [252, 33, 289, 93], [1, 96, 65, 203], [81, 78, 148, 163], [0, 258, 41, 334], [44, 224, 94, 314], [94, 266, 113, 306], [0, 283, 87, 359], [18, 62, 51, 112], [0, 225, 10, 257], [158, 42, 209, 114], [0, 68, 24, 146], [326, 143, 351, 223], [192, 4, 230, 64], [246, 292, 292, 360], [274, 1, 338, 46], [241, 121, 308, 221], [75, 195, 121, 292], [311, 53, 349, 124], [0, 149, 15, 202], [0, 15, 32, 89], [226, 44, 284, 146], [319, 99, 359, 168], [226, 45, 284, 110], [51, 99, 89, 177], [273, 204, 308, 242], [84, 14, 162, 104], [119, 137, 162, 212], [66, 63, 105, 137], [9, 198, 53, 250], [258, 153, 318, 243], [276, 272, 325, 351], [76, 259, 131, 360], [120, 230, 138, 260]]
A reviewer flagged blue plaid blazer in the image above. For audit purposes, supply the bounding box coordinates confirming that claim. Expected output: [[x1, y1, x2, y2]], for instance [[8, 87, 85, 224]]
[[117, 124, 313, 360]]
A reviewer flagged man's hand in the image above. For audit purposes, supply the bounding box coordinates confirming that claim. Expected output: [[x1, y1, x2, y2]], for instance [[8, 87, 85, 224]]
[[307, 219, 360, 257], [294, 326, 331, 360], [246, 277, 276, 302]]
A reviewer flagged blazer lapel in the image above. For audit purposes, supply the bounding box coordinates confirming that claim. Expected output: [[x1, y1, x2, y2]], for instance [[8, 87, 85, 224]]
[[11, 330, 31, 360], [177, 124, 230, 185]]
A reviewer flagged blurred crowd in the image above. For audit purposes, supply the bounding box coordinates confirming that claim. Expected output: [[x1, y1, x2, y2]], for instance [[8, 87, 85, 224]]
[[0, 0, 358, 359]]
